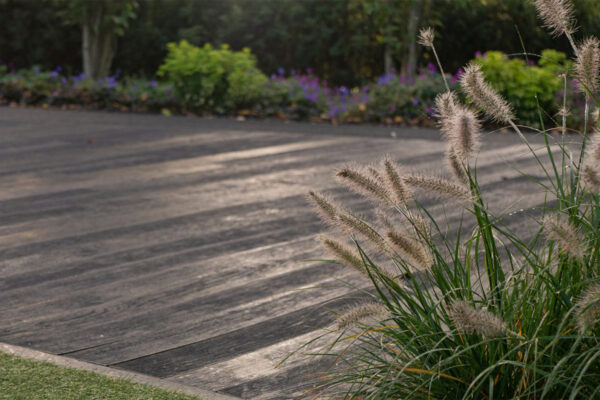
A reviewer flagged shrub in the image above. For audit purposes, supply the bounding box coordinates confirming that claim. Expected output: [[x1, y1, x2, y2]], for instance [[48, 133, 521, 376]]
[[303, 3, 600, 398], [473, 50, 571, 127], [157, 41, 267, 113], [367, 65, 451, 123]]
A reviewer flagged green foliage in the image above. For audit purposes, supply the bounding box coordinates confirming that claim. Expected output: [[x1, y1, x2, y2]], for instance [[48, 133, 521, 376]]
[[0, 0, 81, 72], [3, 0, 600, 85], [0, 67, 177, 112], [367, 71, 451, 121], [472, 50, 570, 126], [55, 0, 138, 37], [157, 41, 267, 112], [305, 83, 600, 400], [302, 2, 600, 396]]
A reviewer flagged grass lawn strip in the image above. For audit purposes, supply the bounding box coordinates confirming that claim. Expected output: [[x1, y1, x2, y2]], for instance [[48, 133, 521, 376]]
[[0, 350, 201, 400]]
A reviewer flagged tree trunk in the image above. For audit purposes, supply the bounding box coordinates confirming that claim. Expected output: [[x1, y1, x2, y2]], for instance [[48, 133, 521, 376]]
[[384, 45, 393, 74], [82, 2, 117, 80], [401, 0, 423, 78]]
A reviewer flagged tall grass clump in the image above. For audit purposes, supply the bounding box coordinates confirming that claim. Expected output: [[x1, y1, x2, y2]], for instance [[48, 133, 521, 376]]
[[301, 1, 600, 398]]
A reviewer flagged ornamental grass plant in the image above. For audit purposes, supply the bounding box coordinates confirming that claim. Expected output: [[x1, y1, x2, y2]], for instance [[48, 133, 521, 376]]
[[303, 1, 600, 398]]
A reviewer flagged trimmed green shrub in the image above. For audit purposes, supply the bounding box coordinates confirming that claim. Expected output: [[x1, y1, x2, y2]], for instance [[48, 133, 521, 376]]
[[157, 41, 267, 112]]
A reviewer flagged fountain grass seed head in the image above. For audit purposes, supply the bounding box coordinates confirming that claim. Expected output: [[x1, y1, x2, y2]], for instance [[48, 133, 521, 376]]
[[575, 37, 600, 96], [534, 0, 577, 37], [460, 63, 515, 124], [447, 300, 509, 338]]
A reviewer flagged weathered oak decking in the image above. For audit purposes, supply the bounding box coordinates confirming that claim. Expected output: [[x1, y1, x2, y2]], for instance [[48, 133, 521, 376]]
[[0, 107, 553, 399]]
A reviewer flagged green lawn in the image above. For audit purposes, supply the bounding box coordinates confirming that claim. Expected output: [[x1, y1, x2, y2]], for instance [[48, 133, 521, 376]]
[[0, 351, 200, 400]]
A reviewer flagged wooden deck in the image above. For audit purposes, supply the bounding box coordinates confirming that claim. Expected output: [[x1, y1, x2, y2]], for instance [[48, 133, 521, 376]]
[[0, 107, 555, 399]]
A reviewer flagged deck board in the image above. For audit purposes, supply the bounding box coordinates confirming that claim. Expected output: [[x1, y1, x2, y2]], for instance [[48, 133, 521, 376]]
[[0, 107, 557, 398]]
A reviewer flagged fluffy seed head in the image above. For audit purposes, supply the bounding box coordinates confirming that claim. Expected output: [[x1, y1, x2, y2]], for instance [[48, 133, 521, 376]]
[[557, 106, 571, 118], [387, 229, 432, 271], [367, 166, 385, 184], [382, 157, 411, 206], [574, 283, 600, 333], [338, 212, 387, 252], [307, 191, 343, 227], [592, 108, 599, 126], [533, 0, 577, 37], [585, 131, 600, 163], [447, 107, 481, 159], [321, 235, 365, 271], [417, 27, 435, 48], [322, 235, 400, 281], [337, 166, 392, 206], [575, 37, 600, 96], [403, 174, 474, 202], [460, 63, 515, 123], [336, 303, 389, 330], [582, 165, 600, 192], [582, 130, 600, 192], [435, 91, 459, 121], [447, 148, 469, 186], [446, 300, 508, 337], [542, 215, 586, 260]]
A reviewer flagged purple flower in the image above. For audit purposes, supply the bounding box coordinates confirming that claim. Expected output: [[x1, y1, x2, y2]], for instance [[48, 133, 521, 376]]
[[72, 73, 86, 83], [101, 76, 118, 89], [328, 105, 341, 118], [55, 66, 62, 72], [475, 51, 482, 58], [528, 60, 535, 66], [304, 92, 318, 102], [306, 67, 313, 74], [426, 62, 437, 75], [451, 67, 464, 84], [411, 98, 420, 105], [377, 73, 395, 85], [150, 80, 158, 88], [277, 67, 285, 76], [50, 71, 59, 79], [61, 77, 68, 86]]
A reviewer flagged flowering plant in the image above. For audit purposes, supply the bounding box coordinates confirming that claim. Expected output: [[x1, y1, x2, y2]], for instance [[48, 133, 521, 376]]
[[303, 1, 600, 398]]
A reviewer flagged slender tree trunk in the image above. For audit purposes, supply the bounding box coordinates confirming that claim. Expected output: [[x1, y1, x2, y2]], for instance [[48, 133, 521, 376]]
[[81, 1, 116, 80], [384, 45, 393, 74], [401, 0, 423, 78], [82, 4, 92, 77], [383, 0, 393, 74]]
